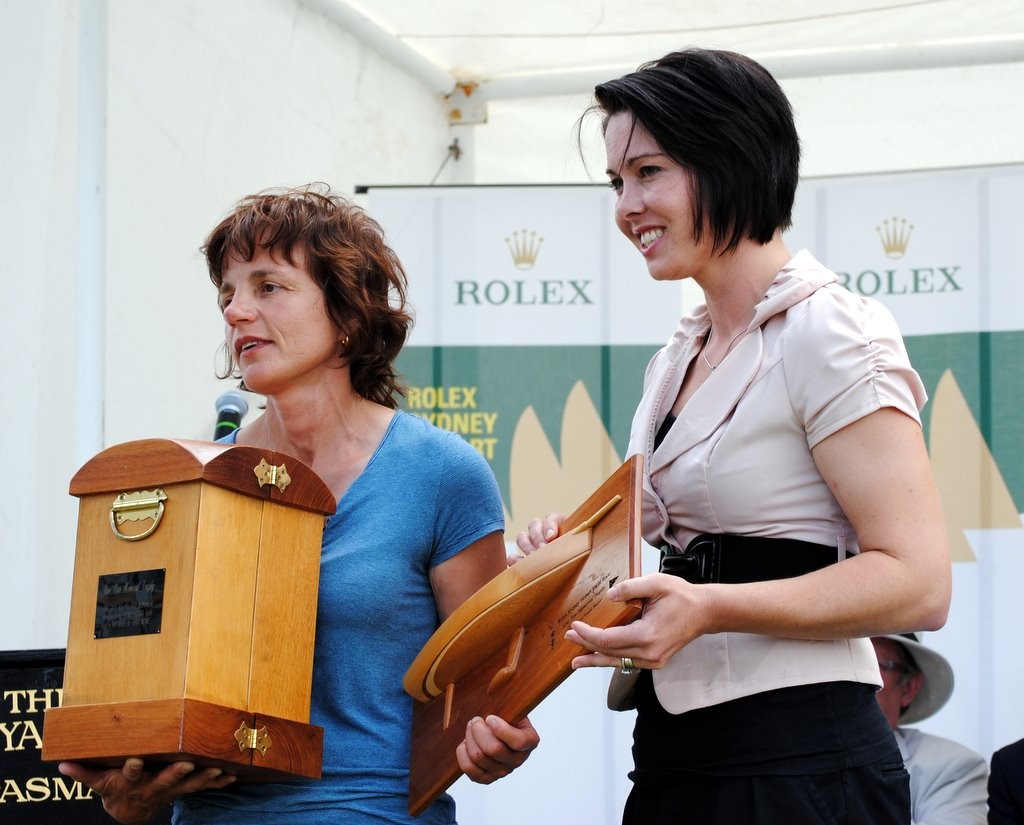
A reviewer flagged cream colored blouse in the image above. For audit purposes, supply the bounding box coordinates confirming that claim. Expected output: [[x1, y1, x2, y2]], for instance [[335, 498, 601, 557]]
[[629, 249, 927, 714]]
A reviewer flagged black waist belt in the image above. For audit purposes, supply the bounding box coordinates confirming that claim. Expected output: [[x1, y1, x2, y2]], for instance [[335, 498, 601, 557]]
[[660, 533, 840, 584]]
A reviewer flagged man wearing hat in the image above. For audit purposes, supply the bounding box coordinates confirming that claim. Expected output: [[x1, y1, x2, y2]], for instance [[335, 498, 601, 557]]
[[871, 633, 988, 824]]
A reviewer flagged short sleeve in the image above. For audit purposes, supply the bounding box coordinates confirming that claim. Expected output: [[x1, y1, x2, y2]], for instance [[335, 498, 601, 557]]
[[430, 430, 505, 567], [782, 285, 927, 449]]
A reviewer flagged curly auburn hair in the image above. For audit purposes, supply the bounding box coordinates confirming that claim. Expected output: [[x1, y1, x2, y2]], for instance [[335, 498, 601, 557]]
[[202, 183, 412, 408]]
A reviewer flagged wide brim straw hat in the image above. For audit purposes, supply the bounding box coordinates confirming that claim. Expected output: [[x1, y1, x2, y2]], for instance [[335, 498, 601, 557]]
[[881, 632, 954, 725]]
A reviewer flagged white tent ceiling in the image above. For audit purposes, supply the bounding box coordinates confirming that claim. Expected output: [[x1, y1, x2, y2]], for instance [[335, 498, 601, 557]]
[[304, 0, 1024, 100]]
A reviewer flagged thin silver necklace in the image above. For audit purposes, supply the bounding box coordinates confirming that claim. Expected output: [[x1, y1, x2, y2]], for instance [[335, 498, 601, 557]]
[[701, 325, 745, 371]]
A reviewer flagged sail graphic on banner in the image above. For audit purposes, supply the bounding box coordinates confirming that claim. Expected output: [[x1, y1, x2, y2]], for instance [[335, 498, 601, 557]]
[[928, 369, 1022, 562], [505, 381, 621, 541]]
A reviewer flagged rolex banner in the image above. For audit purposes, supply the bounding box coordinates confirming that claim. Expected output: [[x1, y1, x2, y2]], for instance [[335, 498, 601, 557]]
[[367, 170, 1024, 780], [370, 185, 684, 545]]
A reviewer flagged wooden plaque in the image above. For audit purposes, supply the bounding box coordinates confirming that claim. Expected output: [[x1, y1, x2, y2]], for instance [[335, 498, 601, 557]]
[[41, 438, 335, 780], [403, 455, 644, 815]]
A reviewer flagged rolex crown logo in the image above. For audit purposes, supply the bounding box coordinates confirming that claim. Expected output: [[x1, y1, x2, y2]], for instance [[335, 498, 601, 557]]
[[505, 229, 543, 270], [876, 216, 914, 259]]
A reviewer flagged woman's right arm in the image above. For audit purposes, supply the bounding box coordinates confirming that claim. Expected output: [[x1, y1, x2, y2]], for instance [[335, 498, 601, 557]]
[[58, 758, 236, 824], [561, 405, 950, 672]]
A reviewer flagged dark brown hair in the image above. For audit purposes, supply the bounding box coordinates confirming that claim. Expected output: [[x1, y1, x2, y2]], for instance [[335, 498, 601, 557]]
[[203, 183, 412, 408], [587, 48, 800, 254]]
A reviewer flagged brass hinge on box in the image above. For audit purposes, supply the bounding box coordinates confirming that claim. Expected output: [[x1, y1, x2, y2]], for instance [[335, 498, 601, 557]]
[[254, 458, 291, 492], [234, 721, 272, 756]]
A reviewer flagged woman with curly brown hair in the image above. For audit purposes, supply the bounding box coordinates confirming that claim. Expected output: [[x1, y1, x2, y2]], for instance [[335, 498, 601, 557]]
[[60, 184, 538, 824]]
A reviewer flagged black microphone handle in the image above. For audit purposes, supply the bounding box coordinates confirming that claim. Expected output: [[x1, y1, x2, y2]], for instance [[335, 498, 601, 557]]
[[214, 410, 243, 440]]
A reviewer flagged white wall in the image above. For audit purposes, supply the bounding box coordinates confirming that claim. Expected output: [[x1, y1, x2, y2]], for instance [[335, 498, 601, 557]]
[[1, 0, 82, 653], [1, 0, 453, 653], [469, 62, 1024, 183]]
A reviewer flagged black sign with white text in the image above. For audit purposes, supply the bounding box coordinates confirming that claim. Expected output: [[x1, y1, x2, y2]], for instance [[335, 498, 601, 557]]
[[0, 649, 171, 824]]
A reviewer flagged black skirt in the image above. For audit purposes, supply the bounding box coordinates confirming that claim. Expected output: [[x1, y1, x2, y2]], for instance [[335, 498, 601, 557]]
[[622, 673, 909, 825]]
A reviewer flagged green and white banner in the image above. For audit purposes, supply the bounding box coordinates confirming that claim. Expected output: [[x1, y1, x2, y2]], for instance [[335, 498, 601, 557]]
[[787, 166, 1024, 761], [372, 185, 684, 541]]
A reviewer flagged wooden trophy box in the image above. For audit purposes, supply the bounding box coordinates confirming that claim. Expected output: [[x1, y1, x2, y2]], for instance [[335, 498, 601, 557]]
[[41, 438, 335, 780]]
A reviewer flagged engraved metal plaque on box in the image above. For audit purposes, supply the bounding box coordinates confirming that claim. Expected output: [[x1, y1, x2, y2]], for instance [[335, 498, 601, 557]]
[[94, 569, 165, 639]]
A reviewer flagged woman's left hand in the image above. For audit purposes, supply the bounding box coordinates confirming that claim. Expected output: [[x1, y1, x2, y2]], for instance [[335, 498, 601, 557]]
[[457, 715, 540, 783]]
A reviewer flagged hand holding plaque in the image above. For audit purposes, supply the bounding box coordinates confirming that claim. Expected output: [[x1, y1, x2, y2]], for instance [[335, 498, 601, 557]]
[[403, 455, 644, 815]]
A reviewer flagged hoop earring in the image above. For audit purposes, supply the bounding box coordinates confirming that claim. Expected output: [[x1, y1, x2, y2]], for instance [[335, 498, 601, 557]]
[[216, 340, 241, 380]]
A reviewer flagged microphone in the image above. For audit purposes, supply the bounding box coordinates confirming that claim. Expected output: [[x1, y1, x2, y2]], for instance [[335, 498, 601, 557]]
[[214, 390, 249, 440]]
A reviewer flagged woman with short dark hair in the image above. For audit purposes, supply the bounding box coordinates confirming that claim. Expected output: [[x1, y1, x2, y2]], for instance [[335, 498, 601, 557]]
[[520, 49, 951, 824]]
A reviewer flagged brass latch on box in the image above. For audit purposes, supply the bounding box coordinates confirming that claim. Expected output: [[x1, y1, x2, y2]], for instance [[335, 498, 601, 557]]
[[254, 458, 291, 493], [108, 489, 168, 542], [234, 721, 272, 756]]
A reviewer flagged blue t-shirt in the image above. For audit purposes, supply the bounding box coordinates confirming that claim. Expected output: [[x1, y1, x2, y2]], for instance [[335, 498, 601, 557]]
[[174, 411, 505, 824]]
